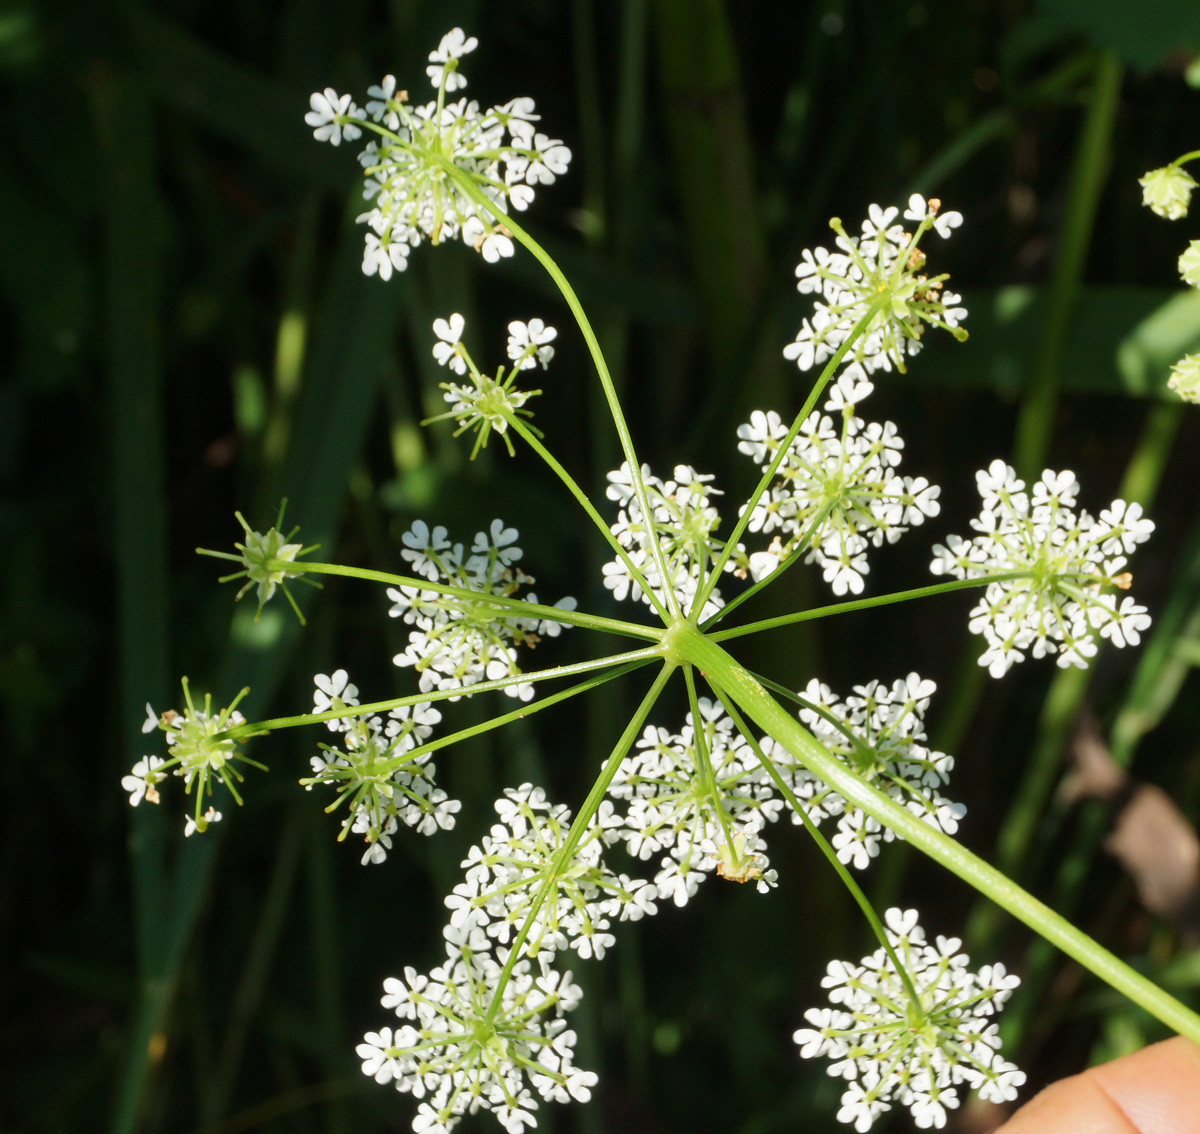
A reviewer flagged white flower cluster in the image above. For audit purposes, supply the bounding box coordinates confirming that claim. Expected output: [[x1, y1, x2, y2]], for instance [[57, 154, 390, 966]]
[[123, 683, 255, 835], [425, 314, 551, 456], [609, 698, 781, 906], [305, 29, 572, 278], [388, 519, 577, 701], [444, 784, 659, 961], [931, 461, 1154, 677], [764, 674, 963, 870], [794, 909, 1025, 1131], [786, 195, 967, 377], [359, 931, 596, 1134], [737, 370, 941, 596], [602, 463, 735, 619], [303, 670, 460, 864]]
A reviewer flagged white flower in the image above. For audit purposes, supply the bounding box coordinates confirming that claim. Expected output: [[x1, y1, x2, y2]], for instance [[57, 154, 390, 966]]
[[122, 756, 165, 806], [356, 1027, 405, 1084], [762, 674, 962, 868], [304, 88, 365, 146], [931, 461, 1154, 677], [431, 313, 467, 374], [303, 674, 456, 861], [306, 31, 572, 277], [737, 376, 940, 597], [1097, 596, 1152, 648], [365, 939, 594, 1133], [836, 1077, 889, 1132], [362, 233, 408, 280], [507, 319, 557, 370], [313, 669, 360, 729], [785, 200, 968, 379], [426, 27, 478, 92], [607, 700, 782, 906], [508, 132, 573, 186], [602, 463, 737, 619], [903, 192, 964, 238], [445, 784, 656, 960], [185, 806, 222, 836], [796, 909, 1025, 1131], [388, 520, 575, 700], [365, 74, 401, 128]]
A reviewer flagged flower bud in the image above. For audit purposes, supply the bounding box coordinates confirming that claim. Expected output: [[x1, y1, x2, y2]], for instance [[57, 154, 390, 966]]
[[1139, 164, 1196, 220], [1169, 352, 1200, 404], [1180, 240, 1200, 287]]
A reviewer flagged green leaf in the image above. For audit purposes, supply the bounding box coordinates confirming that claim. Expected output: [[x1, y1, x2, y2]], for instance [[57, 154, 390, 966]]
[[1117, 288, 1200, 395], [913, 286, 1189, 398], [1039, 0, 1200, 72]]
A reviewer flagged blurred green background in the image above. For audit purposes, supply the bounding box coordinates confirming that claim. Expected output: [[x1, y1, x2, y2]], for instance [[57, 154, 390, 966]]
[[5, 0, 1200, 1131]]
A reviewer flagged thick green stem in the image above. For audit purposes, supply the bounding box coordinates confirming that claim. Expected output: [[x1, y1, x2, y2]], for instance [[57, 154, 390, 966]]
[[284, 560, 660, 641], [664, 621, 1200, 1043], [710, 685, 924, 1012], [439, 160, 680, 619], [504, 414, 668, 621], [484, 663, 676, 1022]]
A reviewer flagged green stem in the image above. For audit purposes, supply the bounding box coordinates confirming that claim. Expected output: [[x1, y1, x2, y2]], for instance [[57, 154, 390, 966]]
[[504, 414, 669, 622], [701, 499, 838, 630], [349, 658, 655, 778], [708, 684, 924, 1013], [664, 621, 1200, 1043], [683, 666, 735, 847], [710, 572, 1033, 642], [438, 159, 681, 620], [692, 298, 891, 617], [222, 646, 663, 739], [284, 560, 660, 641], [484, 662, 676, 1023]]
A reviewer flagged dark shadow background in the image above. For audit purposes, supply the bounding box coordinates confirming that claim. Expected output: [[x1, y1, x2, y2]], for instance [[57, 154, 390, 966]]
[[3, 0, 1200, 1131]]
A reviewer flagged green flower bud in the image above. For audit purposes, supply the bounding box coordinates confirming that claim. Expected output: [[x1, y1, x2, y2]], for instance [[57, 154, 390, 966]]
[[1168, 352, 1200, 404], [1179, 240, 1200, 287], [1139, 165, 1197, 220]]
